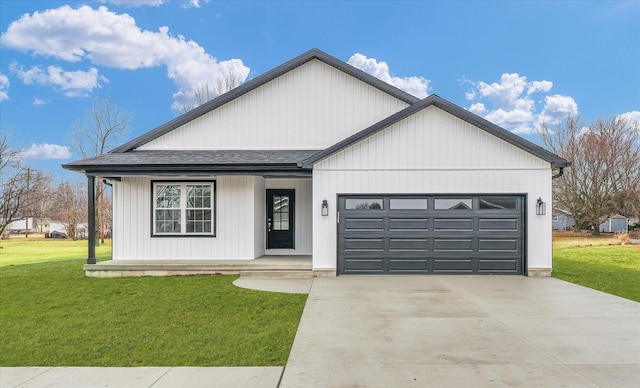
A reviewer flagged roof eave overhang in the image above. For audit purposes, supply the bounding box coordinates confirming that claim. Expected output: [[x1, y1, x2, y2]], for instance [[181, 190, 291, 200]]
[[61, 164, 312, 177]]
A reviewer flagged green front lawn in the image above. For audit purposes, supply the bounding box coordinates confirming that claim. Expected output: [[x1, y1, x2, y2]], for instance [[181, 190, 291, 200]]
[[0, 246, 307, 366], [0, 238, 112, 266], [553, 241, 640, 302]]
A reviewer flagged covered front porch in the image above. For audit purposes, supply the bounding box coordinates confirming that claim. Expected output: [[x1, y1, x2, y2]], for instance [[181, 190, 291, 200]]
[[84, 255, 316, 278]]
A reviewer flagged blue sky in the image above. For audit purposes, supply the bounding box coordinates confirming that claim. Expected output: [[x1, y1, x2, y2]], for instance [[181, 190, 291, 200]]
[[1, 0, 639, 180]]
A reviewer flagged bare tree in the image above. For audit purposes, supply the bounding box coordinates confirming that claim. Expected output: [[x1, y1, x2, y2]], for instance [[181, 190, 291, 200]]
[[69, 94, 133, 159], [51, 181, 87, 241], [68, 94, 132, 243], [214, 69, 239, 96], [0, 131, 50, 236], [24, 170, 54, 222], [180, 69, 242, 113], [540, 116, 640, 234]]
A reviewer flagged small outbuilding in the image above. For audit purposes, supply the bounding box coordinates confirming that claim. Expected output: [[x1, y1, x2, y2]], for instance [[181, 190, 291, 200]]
[[552, 208, 575, 231], [600, 215, 629, 233]]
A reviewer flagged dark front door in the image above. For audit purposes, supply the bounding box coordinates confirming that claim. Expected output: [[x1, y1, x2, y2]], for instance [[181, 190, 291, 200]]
[[267, 189, 295, 249]]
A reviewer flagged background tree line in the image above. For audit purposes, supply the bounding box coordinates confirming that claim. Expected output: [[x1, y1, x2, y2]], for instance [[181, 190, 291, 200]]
[[541, 115, 640, 234], [0, 134, 96, 240]]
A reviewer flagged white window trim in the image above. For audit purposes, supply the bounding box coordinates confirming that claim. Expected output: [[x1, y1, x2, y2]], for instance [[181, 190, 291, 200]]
[[151, 181, 216, 237]]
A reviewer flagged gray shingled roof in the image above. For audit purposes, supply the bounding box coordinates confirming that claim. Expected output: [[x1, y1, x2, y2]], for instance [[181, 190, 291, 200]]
[[110, 48, 420, 154], [300, 94, 571, 169], [62, 150, 320, 176]]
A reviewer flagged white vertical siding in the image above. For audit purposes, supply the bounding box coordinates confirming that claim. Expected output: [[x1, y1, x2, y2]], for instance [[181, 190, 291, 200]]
[[138, 60, 409, 151], [265, 178, 313, 255], [112, 176, 262, 260], [320, 106, 549, 170], [253, 177, 266, 258], [311, 106, 554, 273]]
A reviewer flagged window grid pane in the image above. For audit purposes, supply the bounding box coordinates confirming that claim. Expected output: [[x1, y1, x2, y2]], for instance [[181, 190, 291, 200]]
[[156, 185, 181, 209], [186, 185, 213, 234], [155, 209, 181, 233], [273, 195, 290, 231]]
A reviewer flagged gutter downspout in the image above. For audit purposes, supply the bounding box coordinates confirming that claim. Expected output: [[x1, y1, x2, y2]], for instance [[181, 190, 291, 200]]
[[552, 167, 564, 179]]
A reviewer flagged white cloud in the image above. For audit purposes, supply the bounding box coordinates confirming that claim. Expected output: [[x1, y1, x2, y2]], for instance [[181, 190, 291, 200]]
[[464, 73, 578, 134], [21, 143, 71, 160], [184, 0, 211, 7], [618, 111, 640, 127], [465, 90, 476, 100], [1, 5, 248, 108], [97, 0, 166, 6], [10, 63, 106, 97], [0, 72, 9, 101], [348, 53, 430, 99], [32, 97, 47, 106], [537, 95, 579, 126], [96, 0, 209, 8], [468, 102, 486, 115], [527, 80, 553, 95]]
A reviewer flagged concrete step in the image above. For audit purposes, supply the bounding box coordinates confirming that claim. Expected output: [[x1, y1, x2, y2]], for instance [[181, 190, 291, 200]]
[[240, 270, 314, 279]]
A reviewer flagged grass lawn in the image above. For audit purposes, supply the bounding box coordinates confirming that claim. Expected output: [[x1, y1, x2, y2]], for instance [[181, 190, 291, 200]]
[[0, 239, 307, 366], [0, 237, 112, 266], [553, 237, 640, 302]]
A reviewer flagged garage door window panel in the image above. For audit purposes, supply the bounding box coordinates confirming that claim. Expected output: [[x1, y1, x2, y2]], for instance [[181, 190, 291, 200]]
[[345, 198, 384, 210], [479, 197, 518, 210], [389, 198, 428, 210], [434, 198, 472, 210]]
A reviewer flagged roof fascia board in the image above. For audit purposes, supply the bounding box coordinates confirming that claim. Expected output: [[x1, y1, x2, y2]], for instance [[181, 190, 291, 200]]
[[62, 166, 312, 177], [111, 49, 420, 154], [301, 94, 570, 169]]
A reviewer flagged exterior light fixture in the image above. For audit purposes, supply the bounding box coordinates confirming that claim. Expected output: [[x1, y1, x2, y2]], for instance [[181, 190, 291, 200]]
[[536, 197, 546, 216], [321, 199, 329, 216]]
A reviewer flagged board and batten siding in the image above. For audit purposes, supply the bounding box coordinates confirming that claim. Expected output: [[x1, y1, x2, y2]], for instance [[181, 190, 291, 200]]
[[253, 177, 266, 259], [137, 59, 410, 151], [311, 106, 553, 274], [112, 176, 264, 260]]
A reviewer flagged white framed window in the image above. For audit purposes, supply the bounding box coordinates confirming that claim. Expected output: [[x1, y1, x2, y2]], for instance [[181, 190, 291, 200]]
[[152, 181, 215, 236]]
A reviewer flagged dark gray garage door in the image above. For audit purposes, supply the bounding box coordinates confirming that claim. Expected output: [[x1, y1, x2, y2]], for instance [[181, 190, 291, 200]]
[[338, 195, 525, 275]]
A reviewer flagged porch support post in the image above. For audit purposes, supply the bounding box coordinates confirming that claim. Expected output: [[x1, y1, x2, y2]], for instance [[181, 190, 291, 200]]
[[87, 175, 96, 264]]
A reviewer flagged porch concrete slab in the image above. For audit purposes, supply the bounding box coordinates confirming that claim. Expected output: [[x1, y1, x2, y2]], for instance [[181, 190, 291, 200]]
[[280, 276, 640, 387], [233, 277, 313, 294]]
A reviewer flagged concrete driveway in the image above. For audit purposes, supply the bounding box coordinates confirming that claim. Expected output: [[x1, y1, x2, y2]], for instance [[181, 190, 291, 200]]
[[280, 276, 640, 387]]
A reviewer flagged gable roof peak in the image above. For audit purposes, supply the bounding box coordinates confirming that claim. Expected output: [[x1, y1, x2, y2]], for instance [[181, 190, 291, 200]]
[[111, 48, 420, 153]]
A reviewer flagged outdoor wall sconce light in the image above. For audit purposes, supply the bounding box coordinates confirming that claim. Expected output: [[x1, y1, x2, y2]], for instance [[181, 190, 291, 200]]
[[321, 199, 329, 216], [536, 197, 546, 216]]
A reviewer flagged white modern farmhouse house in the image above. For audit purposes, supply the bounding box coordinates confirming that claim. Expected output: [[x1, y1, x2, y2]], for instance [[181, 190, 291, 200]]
[[64, 49, 569, 277]]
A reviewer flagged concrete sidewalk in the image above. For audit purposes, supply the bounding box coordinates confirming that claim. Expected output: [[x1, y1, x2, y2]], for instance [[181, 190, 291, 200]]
[[2, 276, 639, 387], [0, 367, 282, 388]]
